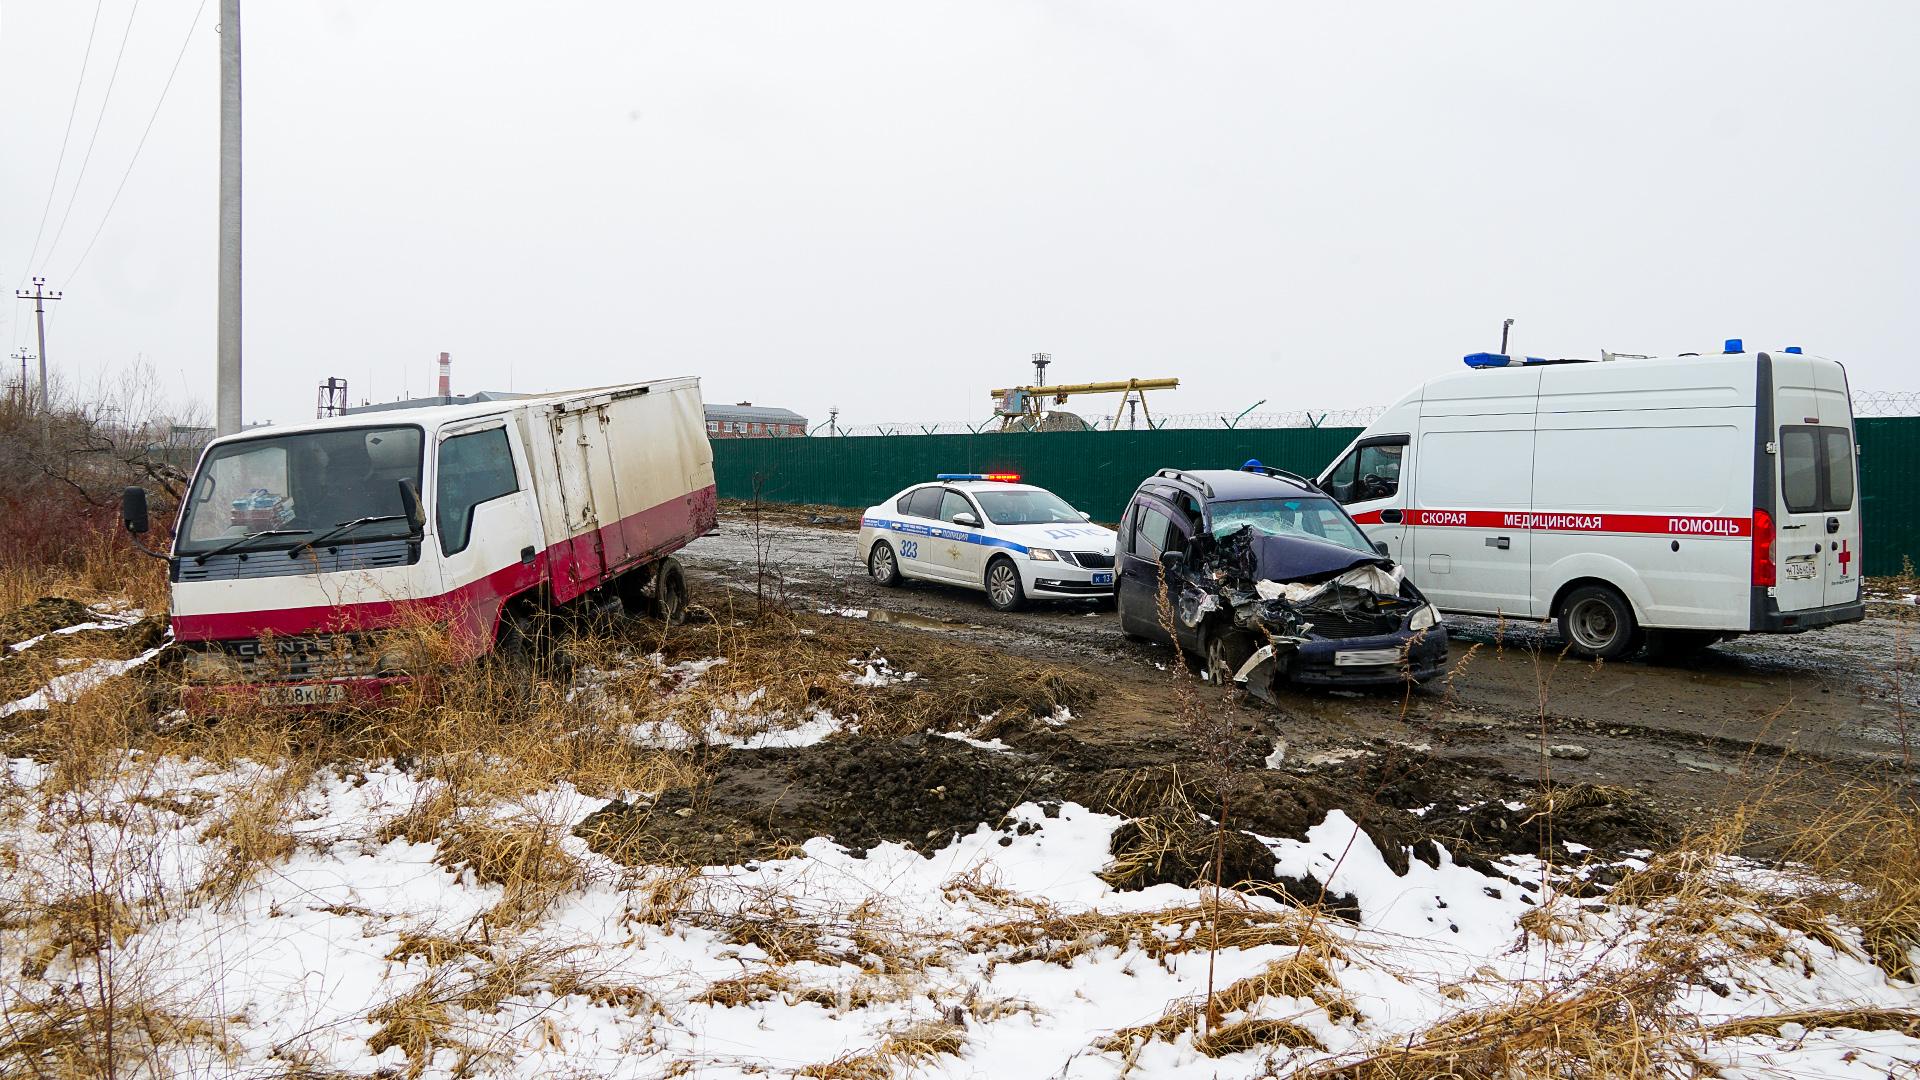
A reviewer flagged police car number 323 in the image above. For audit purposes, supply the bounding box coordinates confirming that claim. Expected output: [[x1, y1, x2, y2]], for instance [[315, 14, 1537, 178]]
[[857, 474, 1118, 613]]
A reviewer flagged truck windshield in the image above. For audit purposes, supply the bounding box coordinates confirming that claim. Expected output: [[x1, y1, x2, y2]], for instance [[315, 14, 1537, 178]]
[[973, 489, 1084, 525], [177, 426, 424, 554], [1210, 497, 1375, 554]]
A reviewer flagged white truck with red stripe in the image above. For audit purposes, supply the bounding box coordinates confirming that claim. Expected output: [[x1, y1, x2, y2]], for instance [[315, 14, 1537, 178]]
[[125, 378, 716, 705], [1316, 343, 1863, 659]]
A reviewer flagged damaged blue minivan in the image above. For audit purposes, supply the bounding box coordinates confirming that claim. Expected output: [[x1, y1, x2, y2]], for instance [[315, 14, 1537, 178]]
[[1115, 465, 1448, 697]]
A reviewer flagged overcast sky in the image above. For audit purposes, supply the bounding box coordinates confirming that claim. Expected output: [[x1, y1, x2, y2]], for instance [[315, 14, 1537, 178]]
[[3, 2, 1916, 428]]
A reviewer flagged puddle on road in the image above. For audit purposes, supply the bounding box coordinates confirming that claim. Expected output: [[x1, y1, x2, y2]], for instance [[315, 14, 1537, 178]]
[[868, 609, 990, 632]]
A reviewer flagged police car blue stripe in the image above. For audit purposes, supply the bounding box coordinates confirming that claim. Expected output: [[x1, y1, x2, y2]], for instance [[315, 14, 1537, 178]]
[[860, 516, 1031, 554]]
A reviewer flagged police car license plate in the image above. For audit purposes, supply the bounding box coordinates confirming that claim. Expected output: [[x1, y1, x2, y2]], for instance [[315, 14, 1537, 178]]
[[260, 683, 345, 706], [1092, 572, 1114, 586], [1334, 648, 1401, 667]]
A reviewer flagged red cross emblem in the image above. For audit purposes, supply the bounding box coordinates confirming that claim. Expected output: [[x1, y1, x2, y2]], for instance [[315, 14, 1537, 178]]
[[1837, 540, 1851, 576]]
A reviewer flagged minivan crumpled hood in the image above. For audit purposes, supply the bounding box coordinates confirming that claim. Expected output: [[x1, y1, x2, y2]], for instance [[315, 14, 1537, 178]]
[[1231, 529, 1388, 584], [1001, 522, 1115, 554]]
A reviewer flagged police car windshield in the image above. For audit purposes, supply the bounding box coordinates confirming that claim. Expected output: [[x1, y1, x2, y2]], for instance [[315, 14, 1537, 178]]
[[973, 489, 1083, 526], [1210, 497, 1373, 553]]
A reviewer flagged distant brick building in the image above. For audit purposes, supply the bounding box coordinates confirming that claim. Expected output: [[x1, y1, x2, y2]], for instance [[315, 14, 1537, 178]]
[[705, 402, 808, 438]]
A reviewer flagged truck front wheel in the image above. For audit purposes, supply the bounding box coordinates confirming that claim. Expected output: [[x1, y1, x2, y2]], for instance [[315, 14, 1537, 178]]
[[1558, 584, 1639, 661]]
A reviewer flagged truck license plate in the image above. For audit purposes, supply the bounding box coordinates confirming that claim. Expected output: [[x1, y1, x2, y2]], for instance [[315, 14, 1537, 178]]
[[1092, 572, 1114, 586], [1334, 648, 1401, 667], [260, 683, 346, 707]]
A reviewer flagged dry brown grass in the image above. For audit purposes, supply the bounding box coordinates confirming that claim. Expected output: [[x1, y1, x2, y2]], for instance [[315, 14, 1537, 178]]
[[1101, 950, 1345, 1055], [797, 1019, 966, 1079]]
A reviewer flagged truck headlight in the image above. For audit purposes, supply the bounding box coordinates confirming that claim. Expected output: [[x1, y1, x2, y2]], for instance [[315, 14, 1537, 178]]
[[1409, 604, 1441, 632], [375, 644, 423, 675], [1026, 548, 1059, 562], [183, 649, 243, 684]]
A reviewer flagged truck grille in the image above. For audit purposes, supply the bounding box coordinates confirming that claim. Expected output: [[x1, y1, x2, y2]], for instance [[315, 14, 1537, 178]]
[[200, 635, 379, 681], [1065, 551, 1115, 569]]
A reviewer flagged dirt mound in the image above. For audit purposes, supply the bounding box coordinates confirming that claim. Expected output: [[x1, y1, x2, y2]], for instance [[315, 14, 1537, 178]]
[[1418, 784, 1674, 862], [0, 597, 101, 650], [577, 734, 1053, 865]]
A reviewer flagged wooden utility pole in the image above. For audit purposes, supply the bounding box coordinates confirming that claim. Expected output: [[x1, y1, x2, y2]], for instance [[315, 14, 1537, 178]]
[[14, 278, 61, 449]]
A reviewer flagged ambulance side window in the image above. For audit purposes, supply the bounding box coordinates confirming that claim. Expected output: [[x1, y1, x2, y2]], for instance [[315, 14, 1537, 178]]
[[1325, 438, 1407, 504]]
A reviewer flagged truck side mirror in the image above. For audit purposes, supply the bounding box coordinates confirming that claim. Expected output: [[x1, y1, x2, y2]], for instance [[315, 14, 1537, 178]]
[[121, 486, 150, 535], [397, 479, 425, 534]]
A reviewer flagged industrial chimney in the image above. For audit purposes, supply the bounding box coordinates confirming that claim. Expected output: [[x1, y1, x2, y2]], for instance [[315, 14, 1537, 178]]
[[437, 352, 451, 400]]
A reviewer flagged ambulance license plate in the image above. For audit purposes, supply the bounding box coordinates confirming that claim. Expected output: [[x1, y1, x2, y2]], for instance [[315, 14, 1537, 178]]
[[1092, 572, 1114, 586], [1782, 557, 1817, 581], [260, 683, 345, 707], [1334, 648, 1401, 667]]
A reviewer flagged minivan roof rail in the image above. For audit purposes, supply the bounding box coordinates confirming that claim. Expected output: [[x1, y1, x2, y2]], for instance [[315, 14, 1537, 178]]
[[1154, 468, 1214, 498], [1240, 464, 1322, 491]]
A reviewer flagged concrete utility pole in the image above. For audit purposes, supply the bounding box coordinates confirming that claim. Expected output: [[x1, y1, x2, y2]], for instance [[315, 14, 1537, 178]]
[[15, 278, 61, 449], [215, 0, 243, 436], [9, 350, 33, 405]]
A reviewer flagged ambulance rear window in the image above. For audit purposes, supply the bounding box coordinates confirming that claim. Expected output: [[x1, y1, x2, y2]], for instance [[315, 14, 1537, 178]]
[[1822, 429, 1854, 510], [1781, 430, 1819, 513], [1780, 425, 1854, 514]]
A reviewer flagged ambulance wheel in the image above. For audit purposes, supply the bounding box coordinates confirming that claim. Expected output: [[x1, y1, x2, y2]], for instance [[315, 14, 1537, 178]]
[[985, 556, 1026, 612], [1559, 585, 1639, 661], [868, 541, 902, 587], [649, 557, 688, 625]]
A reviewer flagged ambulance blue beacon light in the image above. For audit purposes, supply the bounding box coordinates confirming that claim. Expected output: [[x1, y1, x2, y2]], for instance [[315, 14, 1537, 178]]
[[1784, 346, 1803, 354], [1725, 338, 1744, 353], [1463, 352, 1511, 369]]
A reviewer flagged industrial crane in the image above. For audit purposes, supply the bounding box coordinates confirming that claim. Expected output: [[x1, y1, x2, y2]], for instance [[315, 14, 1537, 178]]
[[989, 353, 1179, 432]]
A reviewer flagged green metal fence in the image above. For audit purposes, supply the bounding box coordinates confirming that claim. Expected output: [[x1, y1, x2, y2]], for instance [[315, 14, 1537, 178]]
[[714, 417, 1920, 577]]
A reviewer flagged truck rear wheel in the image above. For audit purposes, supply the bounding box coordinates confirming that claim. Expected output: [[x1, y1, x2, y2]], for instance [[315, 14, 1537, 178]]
[[1558, 585, 1639, 661], [649, 557, 688, 624]]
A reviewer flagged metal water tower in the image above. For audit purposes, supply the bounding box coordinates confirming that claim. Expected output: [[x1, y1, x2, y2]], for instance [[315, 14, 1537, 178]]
[[316, 377, 349, 418]]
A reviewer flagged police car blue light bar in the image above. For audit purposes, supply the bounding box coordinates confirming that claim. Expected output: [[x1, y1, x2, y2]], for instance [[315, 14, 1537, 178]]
[[935, 472, 1021, 482]]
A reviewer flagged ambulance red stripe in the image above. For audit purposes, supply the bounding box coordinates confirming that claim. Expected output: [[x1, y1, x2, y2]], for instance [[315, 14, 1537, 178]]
[[1348, 509, 1751, 537]]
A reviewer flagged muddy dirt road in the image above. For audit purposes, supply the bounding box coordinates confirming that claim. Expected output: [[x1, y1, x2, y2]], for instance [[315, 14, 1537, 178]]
[[681, 517, 1918, 815]]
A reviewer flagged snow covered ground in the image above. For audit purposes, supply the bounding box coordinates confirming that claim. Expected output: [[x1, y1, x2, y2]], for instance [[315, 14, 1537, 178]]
[[2, 616, 1916, 1078]]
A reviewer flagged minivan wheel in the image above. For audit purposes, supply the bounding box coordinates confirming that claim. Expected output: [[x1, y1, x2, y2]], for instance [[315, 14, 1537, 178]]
[[1558, 585, 1639, 661], [868, 541, 902, 587], [985, 557, 1026, 612]]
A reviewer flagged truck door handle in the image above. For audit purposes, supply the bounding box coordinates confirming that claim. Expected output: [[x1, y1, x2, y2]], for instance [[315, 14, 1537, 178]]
[[1380, 508, 1403, 524], [1825, 516, 1840, 534], [1485, 536, 1511, 550], [520, 545, 538, 565]]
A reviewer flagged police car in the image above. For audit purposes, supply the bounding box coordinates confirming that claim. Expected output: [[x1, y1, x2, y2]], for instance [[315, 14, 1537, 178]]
[[858, 474, 1117, 611]]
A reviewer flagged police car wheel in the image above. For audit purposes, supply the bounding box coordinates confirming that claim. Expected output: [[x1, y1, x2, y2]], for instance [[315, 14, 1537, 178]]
[[1559, 585, 1638, 660], [869, 542, 902, 587], [985, 557, 1026, 612]]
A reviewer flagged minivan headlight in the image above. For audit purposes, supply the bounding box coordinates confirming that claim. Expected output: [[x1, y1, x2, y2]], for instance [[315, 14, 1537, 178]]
[[1026, 548, 1060, 562], [1409, 604, 1441, 632]]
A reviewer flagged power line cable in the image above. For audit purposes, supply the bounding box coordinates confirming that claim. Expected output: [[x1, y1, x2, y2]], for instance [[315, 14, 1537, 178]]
[[38, 0, 144, 276], [61, 0, 210, 283], [15, 0, 106, 290]]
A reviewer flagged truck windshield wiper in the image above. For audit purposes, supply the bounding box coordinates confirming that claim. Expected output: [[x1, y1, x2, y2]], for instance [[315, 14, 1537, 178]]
[[287, 515, 410, 558], [193, 529, 306, 565]]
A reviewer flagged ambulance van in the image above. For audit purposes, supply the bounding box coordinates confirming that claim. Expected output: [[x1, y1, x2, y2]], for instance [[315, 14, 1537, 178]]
[[1316, 343, 1863, 660]]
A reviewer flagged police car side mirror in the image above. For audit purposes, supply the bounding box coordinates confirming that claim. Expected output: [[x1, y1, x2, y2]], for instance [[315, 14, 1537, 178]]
[[1080, 511, 1092, 521], [952, 511, 980, 528]]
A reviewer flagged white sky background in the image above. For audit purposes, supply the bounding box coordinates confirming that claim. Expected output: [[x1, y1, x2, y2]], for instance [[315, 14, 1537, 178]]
[[2, 2, 1916, 428]]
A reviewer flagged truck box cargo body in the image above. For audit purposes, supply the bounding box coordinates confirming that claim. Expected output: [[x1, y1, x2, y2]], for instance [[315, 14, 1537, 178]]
[[162, 377, 716, 700], [1315, 349, 1863, 659]]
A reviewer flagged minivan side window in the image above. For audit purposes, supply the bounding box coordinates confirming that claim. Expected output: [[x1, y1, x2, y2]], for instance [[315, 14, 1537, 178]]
[[1134, 505, 1173, 555], [1780, 425, 1854, 513], [437, 427, 519, 557]]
